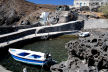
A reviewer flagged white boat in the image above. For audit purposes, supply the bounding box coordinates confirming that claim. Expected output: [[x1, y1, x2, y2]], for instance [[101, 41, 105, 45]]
[[79, 32, 90, 37], [8, 48, 51, 66]]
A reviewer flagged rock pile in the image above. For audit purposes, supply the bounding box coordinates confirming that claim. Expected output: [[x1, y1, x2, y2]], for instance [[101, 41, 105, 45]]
[[47, 11, 78, 25], [51, 33, 108, 72]]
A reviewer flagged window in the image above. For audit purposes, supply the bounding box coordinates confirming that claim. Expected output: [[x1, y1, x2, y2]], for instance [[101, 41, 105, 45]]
[[18, 52, 30, 56], [80, 3, 82, 6], [77, 3, 79, 5]]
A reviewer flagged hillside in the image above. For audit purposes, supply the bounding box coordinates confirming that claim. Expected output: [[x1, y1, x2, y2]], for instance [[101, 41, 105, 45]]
[[0, 0, 56, 26]]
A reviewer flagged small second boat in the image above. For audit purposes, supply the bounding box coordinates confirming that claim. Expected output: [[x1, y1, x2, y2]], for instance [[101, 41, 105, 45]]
[[8, 48, 51, 66]]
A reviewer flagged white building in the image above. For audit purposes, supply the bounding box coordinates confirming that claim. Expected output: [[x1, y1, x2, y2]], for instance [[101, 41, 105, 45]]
[[74, 0, 108, 7]]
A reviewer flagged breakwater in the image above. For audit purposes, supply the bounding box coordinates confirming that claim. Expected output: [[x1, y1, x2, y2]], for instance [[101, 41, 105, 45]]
[[0, 20, 84, 48]]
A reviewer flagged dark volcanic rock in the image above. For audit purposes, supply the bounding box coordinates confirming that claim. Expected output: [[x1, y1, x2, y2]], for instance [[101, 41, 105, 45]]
[[0, 9, 20, 26], [47, 11, 78, 25], [51, 33, 108, 72], [80, 6, 90, 11], [0, 0, 36, 26]]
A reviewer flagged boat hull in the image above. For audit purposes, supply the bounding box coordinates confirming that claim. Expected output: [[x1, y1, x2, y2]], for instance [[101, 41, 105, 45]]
[[11, 55, 46, 66]]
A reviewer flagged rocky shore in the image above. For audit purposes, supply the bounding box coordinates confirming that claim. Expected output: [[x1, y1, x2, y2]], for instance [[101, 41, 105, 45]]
[[51, 29, 108, 72]]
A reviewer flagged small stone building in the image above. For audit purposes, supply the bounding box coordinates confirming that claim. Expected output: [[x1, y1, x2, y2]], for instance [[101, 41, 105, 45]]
[[74, 0, 108, 7]]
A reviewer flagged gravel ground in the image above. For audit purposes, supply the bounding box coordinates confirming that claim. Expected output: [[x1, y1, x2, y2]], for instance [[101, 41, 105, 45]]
[[0, 65, 12, 72], [84, 19, 108, 29]]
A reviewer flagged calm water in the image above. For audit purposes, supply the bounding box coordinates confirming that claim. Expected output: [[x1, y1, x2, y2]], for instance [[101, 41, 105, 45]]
[[0, 35, 77, 72]]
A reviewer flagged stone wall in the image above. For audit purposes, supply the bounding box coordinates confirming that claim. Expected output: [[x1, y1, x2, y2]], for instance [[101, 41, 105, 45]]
[[38, 20, 84, 34]]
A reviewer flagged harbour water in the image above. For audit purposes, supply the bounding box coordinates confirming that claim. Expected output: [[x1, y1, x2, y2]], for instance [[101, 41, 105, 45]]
[[0, 35, 77, 72]]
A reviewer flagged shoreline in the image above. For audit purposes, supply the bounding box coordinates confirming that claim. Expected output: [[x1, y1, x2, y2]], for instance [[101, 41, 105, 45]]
[[0, 65, 12, 72]]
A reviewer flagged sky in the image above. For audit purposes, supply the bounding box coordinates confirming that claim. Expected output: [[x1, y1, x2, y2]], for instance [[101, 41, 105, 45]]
[[26, 0, 74, 5]]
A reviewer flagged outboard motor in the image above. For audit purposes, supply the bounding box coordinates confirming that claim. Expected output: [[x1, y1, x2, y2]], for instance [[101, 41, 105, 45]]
[[45, 53, 51, 60]]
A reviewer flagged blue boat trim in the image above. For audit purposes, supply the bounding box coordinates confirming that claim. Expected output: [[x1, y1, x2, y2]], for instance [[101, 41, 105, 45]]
[[18, 52, 30, 56], [11, 55, 46, 65], [28, 54, 41, 58], [11, 54, 45, 61]]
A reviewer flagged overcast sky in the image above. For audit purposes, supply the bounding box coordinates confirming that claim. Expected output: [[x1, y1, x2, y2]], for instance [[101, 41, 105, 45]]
[[26, 0, 74, 5]]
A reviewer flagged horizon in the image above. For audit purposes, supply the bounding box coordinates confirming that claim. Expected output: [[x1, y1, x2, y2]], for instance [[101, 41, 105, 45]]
[[26, 0, 74, 5]]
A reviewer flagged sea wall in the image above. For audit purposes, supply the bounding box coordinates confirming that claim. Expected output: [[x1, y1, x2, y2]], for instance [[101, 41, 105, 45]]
[[0, 20, 84, 48]]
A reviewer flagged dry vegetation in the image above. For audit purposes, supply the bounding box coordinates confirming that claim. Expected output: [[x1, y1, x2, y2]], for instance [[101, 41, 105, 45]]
[[99, 5, 108, 18], [79, 11, 104, 18]]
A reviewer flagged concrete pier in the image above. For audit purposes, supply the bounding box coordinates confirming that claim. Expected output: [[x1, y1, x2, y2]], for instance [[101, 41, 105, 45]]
[[0, 20, 84, 48]]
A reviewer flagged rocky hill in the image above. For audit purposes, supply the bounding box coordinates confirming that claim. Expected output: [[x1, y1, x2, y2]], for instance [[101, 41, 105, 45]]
[[0, 0, 56, 26]]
